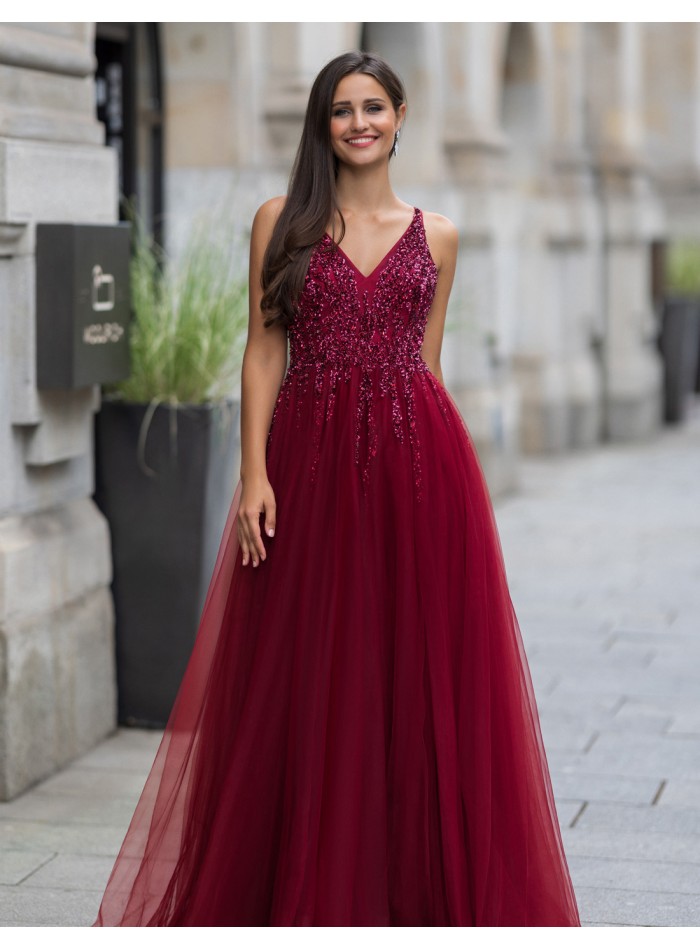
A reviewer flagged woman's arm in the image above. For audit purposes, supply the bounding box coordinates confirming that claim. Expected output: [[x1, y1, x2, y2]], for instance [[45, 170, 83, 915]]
[[237, 196, 288, 567], [420, 212, 459, 388]]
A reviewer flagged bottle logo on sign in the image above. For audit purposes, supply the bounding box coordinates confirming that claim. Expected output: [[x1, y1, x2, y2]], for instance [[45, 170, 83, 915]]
[[91, 265, 115, 312], [83, 264, 124, 345]]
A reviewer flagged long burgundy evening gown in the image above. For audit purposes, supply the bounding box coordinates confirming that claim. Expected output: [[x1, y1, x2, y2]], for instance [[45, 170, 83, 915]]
[[94, 207, 581, 926]]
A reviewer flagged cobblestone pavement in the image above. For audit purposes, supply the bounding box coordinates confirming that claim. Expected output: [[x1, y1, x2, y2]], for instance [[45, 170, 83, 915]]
[[1, 401, 699, 927]]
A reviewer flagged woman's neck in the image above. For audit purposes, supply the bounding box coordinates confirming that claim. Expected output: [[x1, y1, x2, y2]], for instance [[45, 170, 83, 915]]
[[334, 163, 398, 217]]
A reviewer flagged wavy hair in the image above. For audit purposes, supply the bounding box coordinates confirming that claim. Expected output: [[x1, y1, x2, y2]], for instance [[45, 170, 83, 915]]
[[260, 51, 406, 328]]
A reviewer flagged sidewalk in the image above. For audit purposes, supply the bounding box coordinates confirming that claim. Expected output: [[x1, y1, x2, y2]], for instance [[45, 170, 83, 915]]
[[1, 402, 699, 926]]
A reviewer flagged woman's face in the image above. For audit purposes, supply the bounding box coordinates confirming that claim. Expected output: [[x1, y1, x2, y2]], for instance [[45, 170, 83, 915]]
[[330, 72, 405, 168]]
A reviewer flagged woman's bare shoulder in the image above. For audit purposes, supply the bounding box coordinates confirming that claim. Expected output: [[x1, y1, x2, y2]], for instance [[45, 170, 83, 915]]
[[255, 195, 287, 217], [422, 210, 458, 243], [250, 197, 287, 256], [421, 210, 458, 269], [252, 195, 287, 230]]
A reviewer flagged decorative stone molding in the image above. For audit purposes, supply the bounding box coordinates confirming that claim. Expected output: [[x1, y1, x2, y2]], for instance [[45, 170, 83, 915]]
[[0, 24, 95, 77], [262, 86, 308, 167]]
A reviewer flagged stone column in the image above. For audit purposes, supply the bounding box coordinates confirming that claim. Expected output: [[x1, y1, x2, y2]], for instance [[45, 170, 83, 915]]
[[490, 21, 592, 456], [644, 23, 700, 237], [0, 23, 117, 799], [545, 23, 604, 448], [587, 22, 664, 440], [428, 22, 521, 495]]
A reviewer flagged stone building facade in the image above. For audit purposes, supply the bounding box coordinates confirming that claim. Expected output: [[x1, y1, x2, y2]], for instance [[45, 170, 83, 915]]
[[0, 24, 117, 799], [1, 22, 698, 796]]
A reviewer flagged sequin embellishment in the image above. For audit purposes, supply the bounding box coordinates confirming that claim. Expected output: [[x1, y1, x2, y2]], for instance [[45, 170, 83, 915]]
[[266, 208, 451, 502]]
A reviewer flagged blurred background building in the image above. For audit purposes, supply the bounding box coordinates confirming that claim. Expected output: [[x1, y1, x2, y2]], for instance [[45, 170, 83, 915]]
[[1, 21, 699, 797]]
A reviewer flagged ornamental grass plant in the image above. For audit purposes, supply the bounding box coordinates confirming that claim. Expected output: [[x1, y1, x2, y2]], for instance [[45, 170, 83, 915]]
[[665, 240, 700, 299], [111, 208, 249, 407]]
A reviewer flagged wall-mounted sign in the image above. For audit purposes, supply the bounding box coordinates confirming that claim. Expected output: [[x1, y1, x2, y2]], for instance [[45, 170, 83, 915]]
[[36, 223, 131, 389]]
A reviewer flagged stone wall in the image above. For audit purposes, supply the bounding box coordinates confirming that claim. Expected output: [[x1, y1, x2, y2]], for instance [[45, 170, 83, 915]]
[[0, 23, 117, 800]]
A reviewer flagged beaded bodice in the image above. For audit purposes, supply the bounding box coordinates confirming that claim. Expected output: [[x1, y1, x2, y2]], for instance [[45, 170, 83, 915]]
[[287, 206, 437, 373], [268, 207, 448, 500]]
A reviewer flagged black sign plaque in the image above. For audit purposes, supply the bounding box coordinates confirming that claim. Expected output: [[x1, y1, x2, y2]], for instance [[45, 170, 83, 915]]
[[36, 223, 131, 389]]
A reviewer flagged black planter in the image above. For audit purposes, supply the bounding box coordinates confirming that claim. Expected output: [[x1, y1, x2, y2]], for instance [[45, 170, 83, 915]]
[[94, 398, 239, 727], [659, 297, 700, 423]]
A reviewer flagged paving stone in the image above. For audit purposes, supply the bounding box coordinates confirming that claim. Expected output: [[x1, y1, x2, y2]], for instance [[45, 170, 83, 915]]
[[667, 618, 700, 639], [574, 803, 700, 836], [83, 727, 163, 753], [0, 849, 54, 885], [30, 767, 147, 800], [554, 799, 585, 828], [667, 711, 700, 736], [574, 885, 700, 926], [650, 637, 700, 656], [539, 721, 598, 753], [562, 828, 700, 865], [543, 688, 624, 716], [537, 696, 622, 723], [550, 772, 661, 806], [582, 734, 700, 780], [526, 639, 615, 665], [517, 613, 612, 640], [0, 792, 140, 826], [656, 779, 700, 809], [0, 884, 100, 926], [544, 749, 591, 773], [602, 640, 656, 666], [569, 854, 700, 896], [646, 653, 700, 683], [608, 629, 696, 650], [0, 819, 126, 856], [610, 699, 674, 734], [21, 853, 116, 892], [586, 608, 674, 635], [554, 667, 699, 701], [603, 717, 674, 736], [74, 730, 162, 773]]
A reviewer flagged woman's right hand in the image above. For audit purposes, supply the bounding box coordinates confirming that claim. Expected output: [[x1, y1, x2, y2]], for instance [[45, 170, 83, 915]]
[[237, 474, 277, 567]]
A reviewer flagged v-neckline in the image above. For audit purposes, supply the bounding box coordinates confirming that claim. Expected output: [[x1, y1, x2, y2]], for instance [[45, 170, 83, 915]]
[[324, 208, 418, 282]]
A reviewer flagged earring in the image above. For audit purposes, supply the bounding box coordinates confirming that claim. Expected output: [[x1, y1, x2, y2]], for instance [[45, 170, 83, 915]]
[[392, 128, 401, 157]]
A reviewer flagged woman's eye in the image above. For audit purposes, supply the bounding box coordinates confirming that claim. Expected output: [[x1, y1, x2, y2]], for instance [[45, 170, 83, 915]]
[[332, 105, 384, 117]]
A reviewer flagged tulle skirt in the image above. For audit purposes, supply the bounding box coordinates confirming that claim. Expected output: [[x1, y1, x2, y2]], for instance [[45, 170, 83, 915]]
[[94, 363, 580, 926]]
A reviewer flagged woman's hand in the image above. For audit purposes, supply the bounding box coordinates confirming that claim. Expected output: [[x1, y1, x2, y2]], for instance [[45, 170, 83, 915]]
[[237, 474, 277, 567]]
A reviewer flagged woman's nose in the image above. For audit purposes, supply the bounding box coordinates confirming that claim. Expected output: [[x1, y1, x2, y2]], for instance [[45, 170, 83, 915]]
[[350, 112, 368, 131]]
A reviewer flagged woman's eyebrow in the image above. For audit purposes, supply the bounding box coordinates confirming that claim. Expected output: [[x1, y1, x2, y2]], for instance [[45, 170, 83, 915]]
[[331, 97, 386, 107]]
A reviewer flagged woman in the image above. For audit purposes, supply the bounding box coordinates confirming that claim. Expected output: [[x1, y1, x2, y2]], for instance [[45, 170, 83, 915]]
[[94, 51, 581, 927]]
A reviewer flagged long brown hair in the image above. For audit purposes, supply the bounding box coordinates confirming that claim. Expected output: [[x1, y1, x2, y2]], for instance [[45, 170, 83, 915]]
[[260, 51, 407, 328]]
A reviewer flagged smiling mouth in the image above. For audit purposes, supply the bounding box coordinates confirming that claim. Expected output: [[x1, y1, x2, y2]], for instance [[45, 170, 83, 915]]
[[345, 136, 379, 146]]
